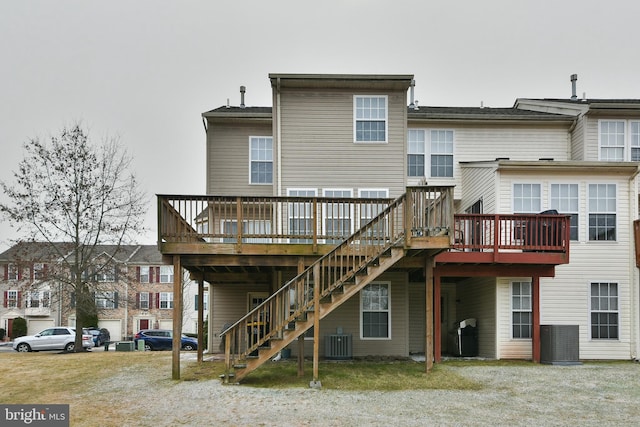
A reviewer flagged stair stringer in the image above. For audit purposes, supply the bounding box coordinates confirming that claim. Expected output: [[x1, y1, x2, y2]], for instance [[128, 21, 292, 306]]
[[232, 246, 406, 381]]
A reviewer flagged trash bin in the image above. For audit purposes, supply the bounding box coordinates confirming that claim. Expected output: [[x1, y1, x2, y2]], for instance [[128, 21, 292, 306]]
[[449, 318, 478, 357]]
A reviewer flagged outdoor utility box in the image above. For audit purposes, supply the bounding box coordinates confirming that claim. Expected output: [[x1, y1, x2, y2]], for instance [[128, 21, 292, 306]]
[[325, 334, 352, 359], [116, 341, 135, 352], [137, 339, 145, 351], [540, 325, 580, 365], [524, 209, 562, 250], [449, 318, 478, 357]]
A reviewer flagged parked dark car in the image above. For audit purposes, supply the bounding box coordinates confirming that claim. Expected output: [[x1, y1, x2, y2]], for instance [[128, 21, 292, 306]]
[[84, 328, 111, 347], [133, 329, 197, 351]]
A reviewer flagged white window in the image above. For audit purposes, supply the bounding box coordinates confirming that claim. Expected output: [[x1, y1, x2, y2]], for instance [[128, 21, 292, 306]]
[[94, 266, 116, 282], [33, 263, 45, 280], [194, 292, 208, 311], [588, 184, 616, 241], [408, 129, 426, 177], [354, 96, 387, 143], [511, 281, 532, 339], [513, 183, 541, 213], [323, 189, 353, 242], [288, 188, 317, 242], [360, 282, 391, 339], [139, 266, 150, 283], [249, 136, 273, 184], [160, 292, 173, 309], [139, 292, 149, 310], [407, 129, 454, 178], [599, 120, 640, 161], [550, 183, 579, 241], [160, 266, 174, 283], [590, 282, 618, 339], [5, 290, 19, 308], [359, 189, 389, 237], [95, 291, 117, 309], [26, 289, 50, 308], [7, 263, 18, 281], [221, 220, 272, 243]]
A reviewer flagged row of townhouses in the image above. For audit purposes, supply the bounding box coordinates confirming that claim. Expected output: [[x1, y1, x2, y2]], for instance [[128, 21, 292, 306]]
[[4, 72, 640, 383], [0, 243, 207, 340]]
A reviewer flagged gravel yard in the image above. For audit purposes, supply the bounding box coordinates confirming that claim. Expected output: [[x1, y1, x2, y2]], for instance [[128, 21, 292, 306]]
[[94, 359, 640, 426]]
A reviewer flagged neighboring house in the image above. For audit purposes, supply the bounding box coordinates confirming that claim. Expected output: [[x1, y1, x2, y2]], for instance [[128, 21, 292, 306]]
[[158, 73, 640, 382], [0, 243, 201, 340]]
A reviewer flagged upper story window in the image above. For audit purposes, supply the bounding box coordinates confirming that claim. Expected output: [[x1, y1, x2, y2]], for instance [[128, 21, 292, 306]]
[[159, 266, 174, 283], [33, 263, 45, 280], [159, 292, 174, 309], [513, 183, 541, 213], [354, 96, 387, 143], [590, 282, 618, 339], [194, 292, 209, 311], [408, 129, 454, 178], [138, 291, 149, 309], [599, 120, 640, 161], [550, 183, 579, 241], [249, 136, 273, 184], [26, 289, 50, 308], [3, 290, 20, 308], [139, 266, 150, 283], [588, 183, 616, 241], [7, 263, 18, 281], [95, 291, 118, 309], [94, 265, 116, 282]]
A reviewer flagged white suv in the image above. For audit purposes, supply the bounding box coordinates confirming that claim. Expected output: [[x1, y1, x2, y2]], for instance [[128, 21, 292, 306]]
[[12, 327, 95, 352]]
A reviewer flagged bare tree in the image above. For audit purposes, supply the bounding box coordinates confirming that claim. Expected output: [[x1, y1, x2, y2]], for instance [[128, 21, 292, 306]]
[[0, 124, 147, 351]]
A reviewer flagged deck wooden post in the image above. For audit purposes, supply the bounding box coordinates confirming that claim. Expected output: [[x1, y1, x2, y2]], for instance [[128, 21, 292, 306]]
[[224, 333, 231, 384], [297, 258, 305, 377], [532, 276, 541, 363], [434, 270, 441, 363], [172, 255, 182, 380], [425, 256, 434, 372], [312, 263, 320, 383], [197, 277, 204, 363]]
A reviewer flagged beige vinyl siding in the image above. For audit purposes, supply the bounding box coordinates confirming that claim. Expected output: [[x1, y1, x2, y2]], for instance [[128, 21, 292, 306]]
[[210, 283, 271, 352], [497, 277, 532, 359], [497, 170, 636, 359], [279, 88, 407, 197], [456, 277, 496, 358], [409, 123, 570, 201], [584, 116, 600, 161], [408, 281, 457, 354], [460, 164, 497, 213], [207, 122, 273, 195], [570, 115, 586, 160]]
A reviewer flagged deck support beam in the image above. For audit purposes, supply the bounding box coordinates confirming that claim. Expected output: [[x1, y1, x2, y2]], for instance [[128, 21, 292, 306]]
[[172, 255, 183, 380], [297, 258, 305, 377], [425, 256, 434, 373], [197, 277, 204, 363], [532, 276, 540, 363], [312, 263, 321, 384]]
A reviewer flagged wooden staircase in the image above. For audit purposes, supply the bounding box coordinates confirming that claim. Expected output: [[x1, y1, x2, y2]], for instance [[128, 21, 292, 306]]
[[219, 188, 451, 383]]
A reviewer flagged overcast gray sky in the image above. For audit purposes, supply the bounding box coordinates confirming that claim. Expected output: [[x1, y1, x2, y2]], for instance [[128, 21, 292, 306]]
[[1, 0, 639, 251]]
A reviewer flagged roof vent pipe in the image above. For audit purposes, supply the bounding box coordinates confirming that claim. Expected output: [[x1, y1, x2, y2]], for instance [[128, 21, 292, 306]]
[[570, 74, 578, 100], [240, 85, 246, 109], [409, 79, 416, 110]]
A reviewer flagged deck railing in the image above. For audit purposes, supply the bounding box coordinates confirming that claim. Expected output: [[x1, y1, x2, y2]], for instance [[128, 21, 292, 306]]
[[158, 186, 455, 250], [451, 213, 570, 253]]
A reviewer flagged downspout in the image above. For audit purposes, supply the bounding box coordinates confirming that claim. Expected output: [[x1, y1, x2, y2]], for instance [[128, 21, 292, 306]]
[[629, 168, 640, 360], [276, 78, 283, 197]]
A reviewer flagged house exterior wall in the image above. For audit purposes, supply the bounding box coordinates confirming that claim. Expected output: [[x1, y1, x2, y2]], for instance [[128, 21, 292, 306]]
[[460, 163, 497, 213], [278, 87, 407, 197], [206, 121, 274, 195], [456, 277, 497, 359], [570, 115, 586, 160]]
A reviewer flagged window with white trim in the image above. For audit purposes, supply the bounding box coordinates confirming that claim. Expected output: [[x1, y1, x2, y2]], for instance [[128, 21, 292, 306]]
[[599, 120, 640, 161], [354, 96, 387, 142], [160, 292, 173, 309], [323, 189, 353, 242], [359, 189, 389, 237], [7, 263, 18, 281], [408, 130, 425, 177], [590, 282, 618, 339], [95, 291, 117, 309], [513, 183, 541, 213], [139, 266, 150, 283], [5, 290, 19, 308], [139, 292, 149, 310], [33, 263, 45, 280], [288, 188, 317, 242], [94, 265, 115, 282], [407, 129, 454, 178], [194, 292, 208, 311], [26, 289, 50, 308], [249, 136, 273, 184], [588, 184, 616, 241], [360, 282, 390, 339], [511, 281, 532, 339], [159, 266, 174, 283], [550, 183, 579, 241]]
